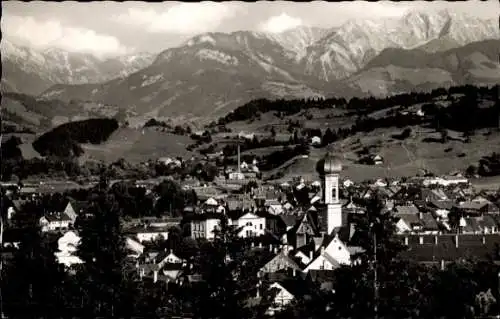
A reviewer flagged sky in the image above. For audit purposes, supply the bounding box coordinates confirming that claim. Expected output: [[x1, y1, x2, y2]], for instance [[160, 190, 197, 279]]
[[2, 1, 498, 58]]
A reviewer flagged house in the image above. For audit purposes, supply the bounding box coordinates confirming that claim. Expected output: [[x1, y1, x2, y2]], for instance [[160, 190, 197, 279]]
[[264, 281, 300, 316], [422, 188, 449, 202], [62, 200, 88, 223], [423, 176, 469, 187], [343, 179, 354, 188], [228, 171, 246, 180], [259, 249, 302, 276], [456, 201, 497, 216], [373, 154, 384, 165], [126, 237, 145, 258], [190, 213, 221, 240], [311, 136, 322, 146], [395, 212, 439, 235], [373, 178, 388, 187], [266, 200, 284, 215], [293, 212, 319, 249], [427, 200, 454, 220], [54, 231, 84, 268], [238, 131, 255, 140], [228, 211, 266, 238], [303, 234, 364, 273], [125, 224, 170, 243], [39, 212, 72, 232]]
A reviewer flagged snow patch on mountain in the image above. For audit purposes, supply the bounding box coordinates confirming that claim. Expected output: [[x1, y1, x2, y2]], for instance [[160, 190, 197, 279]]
[[196, 49, 239, 66], [188, 35, 217, 47], [141, 74, 164, 87]]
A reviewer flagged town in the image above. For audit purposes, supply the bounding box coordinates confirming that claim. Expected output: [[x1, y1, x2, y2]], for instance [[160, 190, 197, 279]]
[[2, 150, 500, 318], [2, 1, 500, 318]]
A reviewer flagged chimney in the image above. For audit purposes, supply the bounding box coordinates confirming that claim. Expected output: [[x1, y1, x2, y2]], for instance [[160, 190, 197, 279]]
[[440, 259, 445, 271], [404, 236, 409, 246], [321, 246, 325, 255], [434, 235, 438, 245], [419, 236, 424, 245], [455, 234, 459, 248], [309, 250, 313, 261], [153, 270, 158, 283]]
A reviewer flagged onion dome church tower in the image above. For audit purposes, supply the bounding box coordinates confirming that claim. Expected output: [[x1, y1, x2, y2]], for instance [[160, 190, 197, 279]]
[[316, 152, 343, 235]]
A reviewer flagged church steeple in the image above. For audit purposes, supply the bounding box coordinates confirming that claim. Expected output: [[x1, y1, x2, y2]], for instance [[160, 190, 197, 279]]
[[317, 152, 343, 234]]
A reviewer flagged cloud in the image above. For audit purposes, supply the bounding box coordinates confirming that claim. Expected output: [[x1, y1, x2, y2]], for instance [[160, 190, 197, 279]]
[[259, 13, 303, 33], [112, 2, 238, 34], [1, 15, 131, 57]]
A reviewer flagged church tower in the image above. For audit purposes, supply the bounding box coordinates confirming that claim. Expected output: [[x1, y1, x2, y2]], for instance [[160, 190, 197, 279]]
[[316, 152, 343, 235]]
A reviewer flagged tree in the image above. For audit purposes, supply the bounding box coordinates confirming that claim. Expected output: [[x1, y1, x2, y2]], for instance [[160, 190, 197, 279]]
[[76, 192, 136, 317], [2, 223, 67, 318], [270, 126, 277, 138], [190, 216, 255, 318], [322, 128, 335, 146]]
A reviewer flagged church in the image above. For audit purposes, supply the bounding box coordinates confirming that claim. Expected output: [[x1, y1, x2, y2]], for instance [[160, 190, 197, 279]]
[[289, 152, 364, 272]]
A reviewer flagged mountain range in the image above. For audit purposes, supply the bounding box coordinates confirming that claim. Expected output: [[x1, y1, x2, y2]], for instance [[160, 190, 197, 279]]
[[1, 39, 156, 96], [2, 9, 499, 124]]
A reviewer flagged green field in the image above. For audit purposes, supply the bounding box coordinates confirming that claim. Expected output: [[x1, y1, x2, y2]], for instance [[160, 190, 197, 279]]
[[264, 127, 500, 183], [80, 127, 194, 164]]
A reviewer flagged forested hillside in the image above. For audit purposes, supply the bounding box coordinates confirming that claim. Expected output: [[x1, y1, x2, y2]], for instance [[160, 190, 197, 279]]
[[32, 118, 119, 157]]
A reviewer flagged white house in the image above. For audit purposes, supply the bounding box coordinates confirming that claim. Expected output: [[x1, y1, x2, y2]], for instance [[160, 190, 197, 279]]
[[39, 212, 72, 232], [267, 200, 284, 215], [304, 234, 363, 273], [54, 231, 84, 268], [157, 250, 183, 269], [373, 155, 384, 165], [127, 225, 170, 243], [311, 136, 322, 146], [265, 282, 296, 316], [191, 215, 221, 240], [229, 212, 266, 238], [228, 172, 245, 180], [373, 179, 388, 187], [343, 179, 354, 188], [423, 176, 469, 187], [126, 237, 145, 258]]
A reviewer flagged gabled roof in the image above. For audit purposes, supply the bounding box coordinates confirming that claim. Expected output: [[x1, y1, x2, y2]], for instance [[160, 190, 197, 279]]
[[421, 213, 439, 230], [67, 199, 89, 213], [428, 200, 454, 210], [474, 215, 498, 229], [394, 204, 420, 215], [43, 212, 72, 223], [280, 215, 299, 228]]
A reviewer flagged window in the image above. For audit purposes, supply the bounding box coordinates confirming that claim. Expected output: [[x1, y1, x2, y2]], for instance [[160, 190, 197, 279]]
[[260, 224, 263, 230]]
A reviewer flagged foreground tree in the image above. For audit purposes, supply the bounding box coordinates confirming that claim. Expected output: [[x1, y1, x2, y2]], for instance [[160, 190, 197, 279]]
[[76, 192, 136, 317], [2, 224, 67, 318]]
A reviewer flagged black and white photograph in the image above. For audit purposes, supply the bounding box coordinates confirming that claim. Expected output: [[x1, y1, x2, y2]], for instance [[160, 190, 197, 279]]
[[1, 0, 500, 318]]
